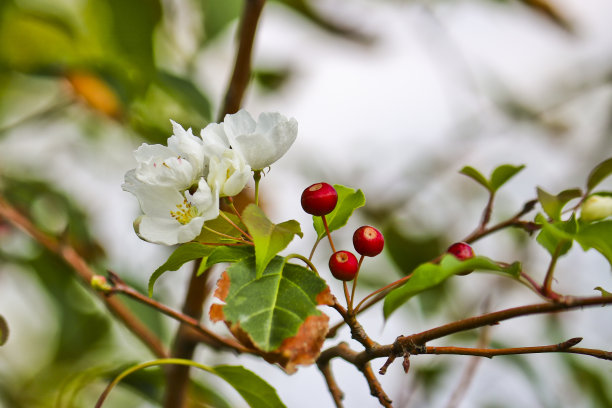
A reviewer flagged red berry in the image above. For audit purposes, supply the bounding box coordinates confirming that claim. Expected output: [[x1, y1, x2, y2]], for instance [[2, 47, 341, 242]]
[[447, 242, 475, 276], [447, 242, 474, 260], [353, 226, 384, 257], [301, 183, 338, 216], [329, 251, 359, 281]]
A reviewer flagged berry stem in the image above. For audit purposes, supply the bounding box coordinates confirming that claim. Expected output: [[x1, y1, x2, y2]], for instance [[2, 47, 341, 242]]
[[348, 255, 365, 312], [253, 170, 262, 206], [353, 273, 413, 314], [343, 281, 351, 310], [322, 215, 337, 253], [285, 253, 320, 276], [308, 236, 324, 261]]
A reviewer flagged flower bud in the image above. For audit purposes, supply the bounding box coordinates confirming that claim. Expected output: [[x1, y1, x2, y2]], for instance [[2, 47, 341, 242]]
[[91, 275, 113, 293], [581, 195, 612, 222]]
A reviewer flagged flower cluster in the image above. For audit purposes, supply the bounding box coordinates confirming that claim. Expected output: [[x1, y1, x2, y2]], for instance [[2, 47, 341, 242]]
[[123, 110, 298, 245]]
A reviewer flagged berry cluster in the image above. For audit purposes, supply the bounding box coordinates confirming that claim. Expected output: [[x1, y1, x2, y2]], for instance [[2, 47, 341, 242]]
[[301, 183, 385, 282]]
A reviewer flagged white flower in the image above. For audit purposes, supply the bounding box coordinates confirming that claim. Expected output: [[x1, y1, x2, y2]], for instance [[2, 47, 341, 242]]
[[581, 195, 612, 222], [123, 121, 219, 245], [222, 109, 298, 170], [124, 173, 219, 245], [132, 121, 206, 190], [207, 149, 251, 197]]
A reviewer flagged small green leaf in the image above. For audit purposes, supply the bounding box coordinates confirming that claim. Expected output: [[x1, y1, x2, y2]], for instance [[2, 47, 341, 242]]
[[535, 213, 577, 258], [204, 245, 254, 270], [575, 220, 612, 267], [537, 187, 582, 221], [594, 286, 612, 296], [460, 166, 491, 191], [212, 365, 286, 408], [218, 256, 328, 351], [587, 157, 612, 192], [148, 243, 214, 296], [0, 315, 8, 346], [490, 164, 525, 192], [242, 204, 303, 278], [383, 255, 520, 318], [313, 185, 365, 239]]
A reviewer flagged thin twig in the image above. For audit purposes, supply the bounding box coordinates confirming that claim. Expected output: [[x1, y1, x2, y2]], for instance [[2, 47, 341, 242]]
[[0, 197, 168, 359], [106, 272, 249, 353], [424, 337, 583, 358]]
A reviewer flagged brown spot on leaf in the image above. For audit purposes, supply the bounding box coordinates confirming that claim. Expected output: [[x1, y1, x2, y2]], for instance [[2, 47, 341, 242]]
[[213, 271, 230, 301], [316, 286, 334, 306], [209, 304, 225, 322]]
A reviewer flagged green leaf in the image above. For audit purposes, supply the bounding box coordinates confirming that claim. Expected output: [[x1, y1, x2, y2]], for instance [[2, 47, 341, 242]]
[[0, 315, 8, 346], [535, 213, 577, 257], [587, 157, 612, 192], [313, 184, 365, 239], [148, 243, 214, 296], [490, 164, 525, 192], [201, 0, 242, 43], [536, 187, 582, 221], [98, 359, 286, 408], [242, 204, 303, 279], [217, 256, 329, 352], [196, 211, 246, 244], [212, 365, 286, 408], [459, 166, 491, 191], [594, 286, 612, 296], [575, 220, 612, 267], [156, 70, 212, 122], [383, 255, 521, 318], [204, 245, 255, 270]]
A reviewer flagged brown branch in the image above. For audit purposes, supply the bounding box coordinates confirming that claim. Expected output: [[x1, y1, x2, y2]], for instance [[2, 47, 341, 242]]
[[219, 0, 266, 119], [425, 337, 582, 358], [320, 295, 612, 381], [0, 197, 168, 358], [565, 347, 612, 361], [361, 363, 393, 407], [317, 345, 347, 408], [105, 271, 249, 353]]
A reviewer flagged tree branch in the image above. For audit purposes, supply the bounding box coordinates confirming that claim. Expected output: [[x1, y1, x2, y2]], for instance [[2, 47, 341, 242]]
[[0, 196, 168, 358], [105, 271, 249, 353], [219, 0, 266, 119]]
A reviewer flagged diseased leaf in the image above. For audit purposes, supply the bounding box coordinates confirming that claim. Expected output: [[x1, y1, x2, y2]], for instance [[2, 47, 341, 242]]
[[383, 255, 521, 318], [594, 286, 612, 296], [490, 164, 525, 192], [210, 256, 332, 373], [575, 220, 612, 268], [587, 157, 612, 192], [459, 166, 491, 191], [242, 204, 303, 278], [0, 315, 8, 346], [537, 187, 582, 221], [313, 185, 365, 239], [212, 365, 286, 408], [148, 243, 213, 296]]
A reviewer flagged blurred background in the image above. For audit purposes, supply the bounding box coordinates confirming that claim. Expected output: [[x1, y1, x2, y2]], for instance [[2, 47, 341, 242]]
[[0, 0, 611, 407]]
